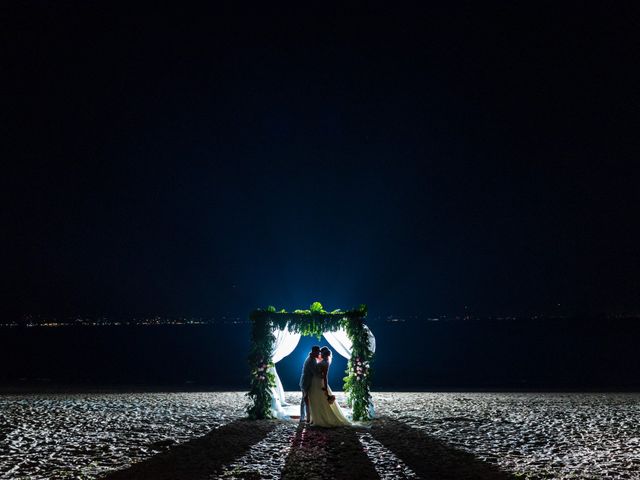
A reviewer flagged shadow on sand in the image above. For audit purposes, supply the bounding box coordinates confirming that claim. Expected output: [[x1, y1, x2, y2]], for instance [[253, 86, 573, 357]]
[[370, 417, 518, 480], [281, 423, 378, 480], [102, 419, 278, 480], [102, 417, 519, 480]]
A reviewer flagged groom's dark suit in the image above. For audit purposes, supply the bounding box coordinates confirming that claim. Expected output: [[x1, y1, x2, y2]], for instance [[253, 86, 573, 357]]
[[299, 356, 318, 421]]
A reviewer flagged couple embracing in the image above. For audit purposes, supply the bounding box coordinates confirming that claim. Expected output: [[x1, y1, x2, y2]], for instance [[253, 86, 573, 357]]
[[299, 345, 350, 427]]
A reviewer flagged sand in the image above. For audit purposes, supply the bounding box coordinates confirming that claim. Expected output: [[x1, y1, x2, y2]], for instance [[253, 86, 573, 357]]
[[1, 392, 638, 479]]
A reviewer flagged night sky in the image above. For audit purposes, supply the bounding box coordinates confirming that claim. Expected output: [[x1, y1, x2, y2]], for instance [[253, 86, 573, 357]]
[[3, 4, 639, 320]]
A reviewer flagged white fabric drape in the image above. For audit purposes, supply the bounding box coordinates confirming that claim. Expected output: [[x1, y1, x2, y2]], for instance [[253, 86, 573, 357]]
[[322, 325, 376, 357], [269, 327, 301, 419], [322, 325, 376, 418]]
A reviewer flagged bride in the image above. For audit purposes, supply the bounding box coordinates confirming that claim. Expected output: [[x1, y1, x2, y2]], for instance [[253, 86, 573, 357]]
[[308, 347, 351, 427]]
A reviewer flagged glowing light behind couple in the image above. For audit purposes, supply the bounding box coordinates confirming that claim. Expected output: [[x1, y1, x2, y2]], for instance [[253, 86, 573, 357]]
[[284, 336, 348, 389]]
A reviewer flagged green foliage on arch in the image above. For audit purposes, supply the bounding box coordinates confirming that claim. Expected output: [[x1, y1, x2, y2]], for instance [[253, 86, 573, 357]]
[[246, 302, 374, 421]]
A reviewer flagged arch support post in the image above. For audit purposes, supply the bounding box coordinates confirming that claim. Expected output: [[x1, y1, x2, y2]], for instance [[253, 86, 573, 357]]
[[343, 312, 374, 421], [246, 314, 275, 419]]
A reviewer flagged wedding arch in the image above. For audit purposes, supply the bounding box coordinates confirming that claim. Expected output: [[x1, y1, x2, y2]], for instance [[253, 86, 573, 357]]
[[247, 302, 376, 421]]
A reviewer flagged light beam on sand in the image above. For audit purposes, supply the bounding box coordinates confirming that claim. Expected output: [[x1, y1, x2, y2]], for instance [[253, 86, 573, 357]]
[[357, 431, 419, 479], [220, 423, 296, 479]]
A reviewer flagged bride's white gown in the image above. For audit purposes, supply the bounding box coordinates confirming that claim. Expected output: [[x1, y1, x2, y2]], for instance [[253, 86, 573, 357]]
[[308, 359, 351, 427]]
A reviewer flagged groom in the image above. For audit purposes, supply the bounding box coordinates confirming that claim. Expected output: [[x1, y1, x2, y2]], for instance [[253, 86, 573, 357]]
[[299, 345, 321, 423]]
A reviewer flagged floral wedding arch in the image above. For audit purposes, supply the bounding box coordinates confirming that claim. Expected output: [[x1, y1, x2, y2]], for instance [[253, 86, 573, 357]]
[[247, 302, 376, 421]]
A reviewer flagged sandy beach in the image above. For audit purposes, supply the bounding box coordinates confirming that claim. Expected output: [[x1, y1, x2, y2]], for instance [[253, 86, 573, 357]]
[[1, 391, 638, 479]]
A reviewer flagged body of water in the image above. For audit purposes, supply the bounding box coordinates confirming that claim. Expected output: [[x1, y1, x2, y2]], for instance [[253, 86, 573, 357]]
[[1, 318, 639, 390]]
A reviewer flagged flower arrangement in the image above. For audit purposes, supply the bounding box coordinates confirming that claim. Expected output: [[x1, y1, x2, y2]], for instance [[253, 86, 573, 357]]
[[254, 359, 269, 382], [352, 356, 370, 380]]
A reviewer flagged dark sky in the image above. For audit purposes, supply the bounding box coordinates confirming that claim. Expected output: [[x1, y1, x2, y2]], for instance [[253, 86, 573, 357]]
[[3, 4, 639, 319]]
